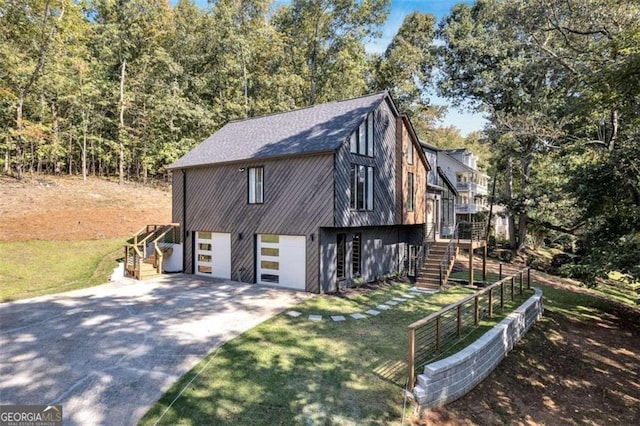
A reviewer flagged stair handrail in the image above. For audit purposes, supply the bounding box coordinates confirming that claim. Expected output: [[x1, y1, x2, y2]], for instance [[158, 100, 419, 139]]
[[151, 224, 180, 273], [413, 222, 437, 277], [438, 223, 460, 288], [126, 224, 167, 259], [124, 225, 176, 279]]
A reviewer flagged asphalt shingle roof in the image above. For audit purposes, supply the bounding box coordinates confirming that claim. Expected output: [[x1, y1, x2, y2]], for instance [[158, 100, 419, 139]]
[[170, 92, 389, 169]]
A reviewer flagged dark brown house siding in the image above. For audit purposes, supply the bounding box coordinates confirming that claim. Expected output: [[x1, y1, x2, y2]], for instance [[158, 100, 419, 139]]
[[173, 152, 334, 292], [334, 97, 398, 227]]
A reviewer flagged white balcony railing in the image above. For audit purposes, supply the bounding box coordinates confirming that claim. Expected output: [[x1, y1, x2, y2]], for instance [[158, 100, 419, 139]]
[[455, 203, 488, 214], [456, 181, 488, 194]]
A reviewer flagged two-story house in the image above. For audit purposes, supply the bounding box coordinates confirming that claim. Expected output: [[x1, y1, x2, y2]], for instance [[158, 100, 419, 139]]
[[168, 92, 429, 293], [438, 148, 489, 223]]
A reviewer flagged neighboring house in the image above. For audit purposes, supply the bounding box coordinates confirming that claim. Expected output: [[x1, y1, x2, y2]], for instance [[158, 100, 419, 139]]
[[437, 148, 489, 223], [169, 92, 430, 293], [492, 205, 510, 241], [421, 143, 459, 238]]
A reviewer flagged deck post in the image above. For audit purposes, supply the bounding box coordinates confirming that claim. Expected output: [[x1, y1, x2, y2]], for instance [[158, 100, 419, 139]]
[[408, 327, 416, 391], [482, 243, 487, 282], [474, 295, 479, 325], [468, 247, 474, 285], [488, 288, 493, 317]]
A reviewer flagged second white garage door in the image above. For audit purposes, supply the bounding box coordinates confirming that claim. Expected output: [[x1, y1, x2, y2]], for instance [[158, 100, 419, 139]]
[[257, 234, 306, 290]]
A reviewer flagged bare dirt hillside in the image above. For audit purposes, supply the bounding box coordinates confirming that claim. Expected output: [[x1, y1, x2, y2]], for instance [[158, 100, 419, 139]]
[[0, 175, 172, 241]]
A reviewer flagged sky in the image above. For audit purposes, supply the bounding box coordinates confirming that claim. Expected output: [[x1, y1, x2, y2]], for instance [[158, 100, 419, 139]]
[[374, 0, 483, 136], [185, 0, 485, 135]]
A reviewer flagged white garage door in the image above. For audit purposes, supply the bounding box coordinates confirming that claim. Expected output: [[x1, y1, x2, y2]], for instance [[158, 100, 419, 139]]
[[195, 232, 231, 279], [257, 234, 306, 290]]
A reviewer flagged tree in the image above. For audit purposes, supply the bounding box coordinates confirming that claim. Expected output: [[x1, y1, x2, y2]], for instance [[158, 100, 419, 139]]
[[274, 0, 390, 105], [371, 12, 437, 116]]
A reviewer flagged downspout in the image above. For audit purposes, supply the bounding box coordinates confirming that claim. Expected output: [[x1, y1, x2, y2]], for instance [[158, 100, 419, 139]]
[[182, 169, 187, 273]]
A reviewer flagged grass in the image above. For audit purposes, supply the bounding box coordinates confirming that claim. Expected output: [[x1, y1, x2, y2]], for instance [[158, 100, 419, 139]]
[[139, 284, 476, 425], [140, 263, 639, 425], [0, 239, 124, 302]]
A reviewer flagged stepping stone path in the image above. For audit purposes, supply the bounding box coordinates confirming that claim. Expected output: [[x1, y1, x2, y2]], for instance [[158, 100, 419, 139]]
[[285, 290, 439, 322]]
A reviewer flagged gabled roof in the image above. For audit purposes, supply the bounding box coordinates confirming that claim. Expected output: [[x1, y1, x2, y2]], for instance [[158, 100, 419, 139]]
[[437, 167, 459, 195], [437, 149, 482, 175], [170, 92, 390, 169]]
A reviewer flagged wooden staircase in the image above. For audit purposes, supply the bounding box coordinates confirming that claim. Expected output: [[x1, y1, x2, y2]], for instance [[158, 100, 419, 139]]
[[415, 241, 459, 290], [125, 225, 179, 280]]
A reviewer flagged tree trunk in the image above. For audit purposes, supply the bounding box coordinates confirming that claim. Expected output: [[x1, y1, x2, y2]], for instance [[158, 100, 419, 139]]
[[15, 97, 24, 181], [82, 124, 87, 181], [505, 154, 517, 249], [118, 59, 126, 185]]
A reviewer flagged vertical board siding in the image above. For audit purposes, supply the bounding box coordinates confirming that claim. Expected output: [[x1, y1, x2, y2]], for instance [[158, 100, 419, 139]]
[[395, 117, 404, 224], [334, 98, 398, 228], [400, 120, 428, 225], [179, 153, 334, 292]]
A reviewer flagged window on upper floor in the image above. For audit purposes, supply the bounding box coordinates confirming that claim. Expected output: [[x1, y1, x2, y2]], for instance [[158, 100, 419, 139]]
[[407, 172, 414, 211], [407, 142, 414, 165], [248, 167, 263, 204], [456, 173, 468, 183], [350, 164, 374, 211], [349, 112, 374, 157]]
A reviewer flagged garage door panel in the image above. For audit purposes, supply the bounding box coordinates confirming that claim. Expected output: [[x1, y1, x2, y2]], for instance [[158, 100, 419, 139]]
[[195, 232, 231, 279], [257, 234, 305, 290]]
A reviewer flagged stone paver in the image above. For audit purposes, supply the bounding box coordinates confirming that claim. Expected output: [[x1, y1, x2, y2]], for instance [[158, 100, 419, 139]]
[[287, 310, 302, 317], [0, 275, 308, 426], [350, 313, 367, 320], [331, 315, 346, 322], [365, 309, 380, 316], [377, 305, 391, 310], [309, 314, 323, 321]]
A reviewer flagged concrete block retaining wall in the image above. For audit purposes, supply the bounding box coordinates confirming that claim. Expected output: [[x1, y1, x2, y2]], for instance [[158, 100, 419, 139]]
[[413, 288, 544, 407]]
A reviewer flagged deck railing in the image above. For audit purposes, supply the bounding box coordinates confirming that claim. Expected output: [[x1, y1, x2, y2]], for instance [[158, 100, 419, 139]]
[[458, 221, 486, 241], [407, 267, 532, 390], [124, 224, 180, 278], [410, 222, 436, 278], [438, 224, 459, 287]]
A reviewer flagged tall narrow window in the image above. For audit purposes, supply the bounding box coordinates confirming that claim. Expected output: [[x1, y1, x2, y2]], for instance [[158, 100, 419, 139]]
[[336, 233, 346, 280], [407, 142, 414, 164], [349, 113, 375, 157], [350, 164, 374, 211], [367, 112, 374, 157], [352, 233, 361, 277], [248, 167, 263, 204], [366, 166, 374, 210], [407, 172, 414, 211]]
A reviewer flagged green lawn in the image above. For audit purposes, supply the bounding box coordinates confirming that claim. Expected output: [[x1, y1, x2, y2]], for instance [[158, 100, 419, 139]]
[[0, 239, 124, 302], [140, 284, 475, 425]]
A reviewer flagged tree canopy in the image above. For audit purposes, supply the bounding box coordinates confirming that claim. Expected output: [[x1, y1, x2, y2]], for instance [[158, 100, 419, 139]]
[[1, 0, 637, 284]]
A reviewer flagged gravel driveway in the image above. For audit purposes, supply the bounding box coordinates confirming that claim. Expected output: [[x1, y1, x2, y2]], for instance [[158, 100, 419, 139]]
[[0, 275, 308, 425]]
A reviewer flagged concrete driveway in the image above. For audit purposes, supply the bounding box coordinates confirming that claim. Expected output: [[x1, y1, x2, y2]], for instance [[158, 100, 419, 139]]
[[0, 275, 309, 425]]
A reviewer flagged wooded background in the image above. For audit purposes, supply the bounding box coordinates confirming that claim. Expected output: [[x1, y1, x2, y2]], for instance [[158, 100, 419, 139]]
[[1, 0, 638, 283]]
